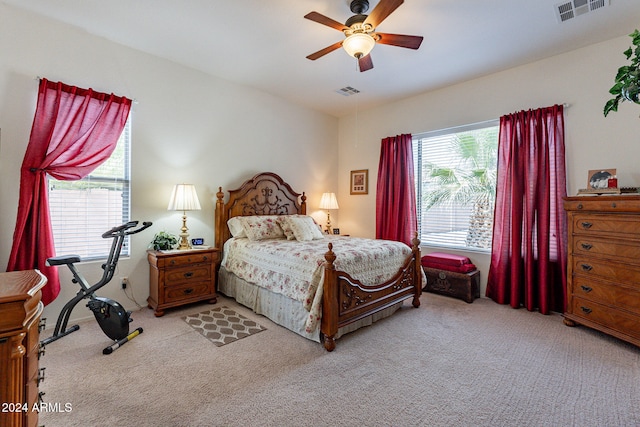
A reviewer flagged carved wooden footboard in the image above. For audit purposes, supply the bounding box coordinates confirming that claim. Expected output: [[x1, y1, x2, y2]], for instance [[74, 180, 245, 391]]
[[215, 172, 422, 352], [320, 235, 422, 351]]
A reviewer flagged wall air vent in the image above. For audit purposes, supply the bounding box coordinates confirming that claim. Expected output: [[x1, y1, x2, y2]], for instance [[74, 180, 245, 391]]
[[555, 0, 609, 23]]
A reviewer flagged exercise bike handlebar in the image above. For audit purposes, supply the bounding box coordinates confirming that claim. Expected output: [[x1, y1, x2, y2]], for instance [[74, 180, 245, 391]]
[[102, 221, 153, 238]]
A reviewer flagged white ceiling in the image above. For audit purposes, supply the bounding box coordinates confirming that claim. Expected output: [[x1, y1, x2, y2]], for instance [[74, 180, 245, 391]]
[[4, 0, 640, 117]]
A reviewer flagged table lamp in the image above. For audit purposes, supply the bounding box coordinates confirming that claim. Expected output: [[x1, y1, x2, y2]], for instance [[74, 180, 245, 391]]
[[167, 184, 201, 250], [319, 192, 339, 234]]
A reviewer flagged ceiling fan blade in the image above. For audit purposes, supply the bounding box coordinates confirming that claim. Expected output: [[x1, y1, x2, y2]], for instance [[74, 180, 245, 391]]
[[375, 33, 423, 50], [364, 0, 404, 29], [304, 11, 349, 31], [306, 41, 344, 60], [358, 54, 374, 72]]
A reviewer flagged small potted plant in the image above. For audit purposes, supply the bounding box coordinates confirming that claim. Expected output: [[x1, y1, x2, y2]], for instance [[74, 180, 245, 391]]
[[149, 231, 178, 251], [604, 29, 640, 117]]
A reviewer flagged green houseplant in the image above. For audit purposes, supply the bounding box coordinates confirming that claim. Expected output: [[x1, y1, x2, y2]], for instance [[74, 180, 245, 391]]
[[604, 29, 640, 117], [149, 231, 178, 251]]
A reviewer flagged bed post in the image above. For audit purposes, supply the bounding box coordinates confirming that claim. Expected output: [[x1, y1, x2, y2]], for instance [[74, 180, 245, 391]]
[[412, 232, 422, 308], [215, 187, 225, 252], [300, 192, 307, 215], [321, 243, 338, 352]]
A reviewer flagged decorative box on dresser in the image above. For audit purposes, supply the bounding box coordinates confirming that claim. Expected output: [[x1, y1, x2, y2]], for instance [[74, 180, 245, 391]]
[[147, 248, 219, 317], [0, 270, 47, 427], [563, 195, 640, 347]]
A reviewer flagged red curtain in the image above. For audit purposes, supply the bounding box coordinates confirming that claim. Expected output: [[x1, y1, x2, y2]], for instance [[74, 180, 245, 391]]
[[376, 134, 417, 246], [486, 105, 568, 314], [6, 79, 132, 305]]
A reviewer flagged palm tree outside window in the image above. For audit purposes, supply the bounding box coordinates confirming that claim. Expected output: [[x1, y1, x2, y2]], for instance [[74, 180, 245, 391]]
[[413, 121, 499, 251]]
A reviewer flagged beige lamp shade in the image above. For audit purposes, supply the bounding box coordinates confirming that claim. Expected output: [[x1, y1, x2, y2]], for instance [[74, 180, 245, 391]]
[[319, 192, 339, 210], [167, 184, 201, 211]]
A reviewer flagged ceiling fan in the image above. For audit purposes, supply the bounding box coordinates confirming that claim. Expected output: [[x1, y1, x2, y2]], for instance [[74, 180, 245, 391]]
[[304, 0, 423, 72]]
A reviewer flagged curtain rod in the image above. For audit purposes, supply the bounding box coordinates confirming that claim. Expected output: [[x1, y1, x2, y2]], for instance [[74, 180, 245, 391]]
[[34, 76, 138, 104]]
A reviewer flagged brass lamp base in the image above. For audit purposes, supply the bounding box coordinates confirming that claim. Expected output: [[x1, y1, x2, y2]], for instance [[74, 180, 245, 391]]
[[178, 213, 191, 250]]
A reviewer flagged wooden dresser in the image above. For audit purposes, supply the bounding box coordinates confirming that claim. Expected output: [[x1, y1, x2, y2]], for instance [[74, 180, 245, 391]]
[[0, 270, 47, 427], [147, 248, 219, 317], [564, 195, 640, 347]]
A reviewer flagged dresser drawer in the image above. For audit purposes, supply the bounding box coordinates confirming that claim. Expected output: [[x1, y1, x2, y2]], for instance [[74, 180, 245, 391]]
[[572, 256, 640, 287], [165, 265, 211, 285], [164, 282, 211, 304], [572, 276, 640, 316], [572, 213, 640, 238], [570, 297, 640, 339], [573, 236, 640, 261]]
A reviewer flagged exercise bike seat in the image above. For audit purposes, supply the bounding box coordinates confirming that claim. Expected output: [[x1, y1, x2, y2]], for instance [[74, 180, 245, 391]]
[[46, 254, 81, 266]]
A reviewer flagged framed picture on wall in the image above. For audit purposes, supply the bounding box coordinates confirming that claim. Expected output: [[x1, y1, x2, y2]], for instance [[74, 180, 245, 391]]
[[350, 169, 368, 195], [588, 169, 616, 190]]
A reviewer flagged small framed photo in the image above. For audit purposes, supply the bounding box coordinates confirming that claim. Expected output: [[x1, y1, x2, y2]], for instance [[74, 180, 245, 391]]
[[588, 169, 616, 189], [332, 228, 340, 235], [350, 169, 368, 195]]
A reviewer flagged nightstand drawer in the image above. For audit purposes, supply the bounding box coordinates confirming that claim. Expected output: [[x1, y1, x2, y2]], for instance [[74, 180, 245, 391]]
[[165, 265, 211, 285], [164, 282, 211, 303], [161, 252, 216, 268]]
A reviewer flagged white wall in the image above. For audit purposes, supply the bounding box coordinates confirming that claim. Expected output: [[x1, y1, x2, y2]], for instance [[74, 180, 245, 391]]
[[0, 5, 338, 323], [338, 35, 640, 295]]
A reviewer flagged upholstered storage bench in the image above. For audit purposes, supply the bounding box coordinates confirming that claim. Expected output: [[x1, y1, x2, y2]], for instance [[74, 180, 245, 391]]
[[421, 252, 480, 303]]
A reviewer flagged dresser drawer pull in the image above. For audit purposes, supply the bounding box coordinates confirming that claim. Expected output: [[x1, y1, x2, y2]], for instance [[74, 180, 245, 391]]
[[580, 285, 593, 293], [580, 243, 593, 250], [39, 317, 47, 332], [580, 264, 593, 272], [170, 260, 176, 265], [38, 391, 46, 404], [37, 367, 46, 385], [38, 343, 46, 359], [580, 306, 592, 314], [580, 221, 593, 229], [184, 272, 194, 279], [183, 288, 194, 295]]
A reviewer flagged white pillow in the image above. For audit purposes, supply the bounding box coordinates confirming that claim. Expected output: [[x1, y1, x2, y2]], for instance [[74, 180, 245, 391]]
[[238, 216, 285, 241], [279, 216, 324, 242], [227, 217, 247, 238], [276, 214, 309, 240]]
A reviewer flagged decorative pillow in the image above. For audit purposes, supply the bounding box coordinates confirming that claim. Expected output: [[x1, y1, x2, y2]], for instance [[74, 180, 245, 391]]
[[276, 214, 310, 240], [238, 216, 285, 241], [227, 217, 247, 238], [279, 216, 324, 242]]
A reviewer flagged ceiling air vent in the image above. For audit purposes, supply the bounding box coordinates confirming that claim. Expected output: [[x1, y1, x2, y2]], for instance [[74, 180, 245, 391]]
[[335, 86, 360, 96], [555, 0, 609, 23]]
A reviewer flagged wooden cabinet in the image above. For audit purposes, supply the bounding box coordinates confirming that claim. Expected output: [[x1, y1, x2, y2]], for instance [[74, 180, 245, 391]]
[[0, 270, 47, 427], [147, 248, 219, 316], [564, 195, 640, 347]]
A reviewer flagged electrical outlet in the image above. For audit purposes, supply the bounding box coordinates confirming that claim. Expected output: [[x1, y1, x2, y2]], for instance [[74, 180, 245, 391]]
[[121, 277, 129, 289]]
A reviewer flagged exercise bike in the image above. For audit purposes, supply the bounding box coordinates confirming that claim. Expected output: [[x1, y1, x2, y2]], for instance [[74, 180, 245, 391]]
[[41, 220, 152, 354]]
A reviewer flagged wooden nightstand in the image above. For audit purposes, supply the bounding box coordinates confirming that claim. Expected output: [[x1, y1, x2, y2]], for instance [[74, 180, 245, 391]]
[[147, 247, 219, 317]]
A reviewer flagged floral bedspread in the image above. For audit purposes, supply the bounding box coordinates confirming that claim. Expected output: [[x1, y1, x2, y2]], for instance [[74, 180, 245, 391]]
[[221, 236, 413, 333]]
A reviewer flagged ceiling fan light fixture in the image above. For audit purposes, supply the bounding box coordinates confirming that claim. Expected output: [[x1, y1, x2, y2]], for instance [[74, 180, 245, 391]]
[[342, 33, 375, 58]]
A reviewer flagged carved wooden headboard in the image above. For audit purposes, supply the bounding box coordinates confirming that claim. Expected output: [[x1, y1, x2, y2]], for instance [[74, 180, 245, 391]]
[[214, 172, 307, 250]]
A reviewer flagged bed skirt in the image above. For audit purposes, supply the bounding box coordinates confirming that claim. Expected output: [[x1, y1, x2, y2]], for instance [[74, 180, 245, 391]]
[[218, 266, 403, 343]]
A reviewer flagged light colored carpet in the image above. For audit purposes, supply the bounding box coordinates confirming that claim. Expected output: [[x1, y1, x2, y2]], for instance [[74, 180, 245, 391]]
[[38, 293, 640, 427]]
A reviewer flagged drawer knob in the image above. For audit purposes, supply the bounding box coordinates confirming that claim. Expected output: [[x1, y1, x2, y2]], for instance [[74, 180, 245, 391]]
[[580, 263, 593, 272], [39, 318, 47, 332], [581, 243, 593, 250], [183, 288, 194, 295], [38, 343, 46, 359], [580, 285, 593, 293], [580, 221, 593, 229], [170, 260, 176, 265], [184, 272, 194, 278], [577, 203, 583, 209], [580, 306, 592, 314]]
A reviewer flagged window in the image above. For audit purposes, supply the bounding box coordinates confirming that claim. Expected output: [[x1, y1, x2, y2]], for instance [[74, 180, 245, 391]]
[[48, 117, 131, 260], [413, 121, 499, 251]]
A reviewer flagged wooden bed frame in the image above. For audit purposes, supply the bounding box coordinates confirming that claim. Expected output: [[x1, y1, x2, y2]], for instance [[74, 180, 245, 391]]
[[214, 172, 422, 351]]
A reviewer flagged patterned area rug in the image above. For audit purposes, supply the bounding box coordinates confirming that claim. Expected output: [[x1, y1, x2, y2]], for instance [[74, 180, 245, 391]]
[[182, 306, 266, 347]]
